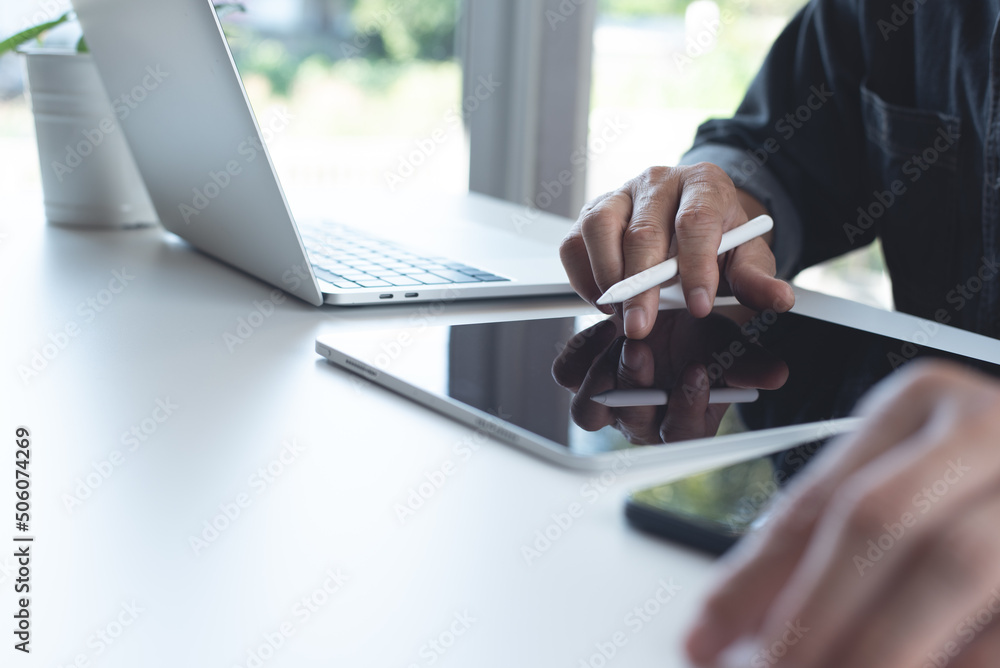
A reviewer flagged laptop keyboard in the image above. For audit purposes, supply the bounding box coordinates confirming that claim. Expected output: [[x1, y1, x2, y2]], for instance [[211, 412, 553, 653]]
[[301, 222, 510, 290]]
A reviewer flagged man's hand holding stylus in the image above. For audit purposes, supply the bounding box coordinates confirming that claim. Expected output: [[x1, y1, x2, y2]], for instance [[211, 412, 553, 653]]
[[559, 163, 796, 339], [685, 361, 1000, 667]]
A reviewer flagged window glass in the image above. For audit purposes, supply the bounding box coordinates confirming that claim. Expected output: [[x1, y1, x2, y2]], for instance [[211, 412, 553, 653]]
[[588, 0, 892, 309], [225, 0, 466, 199], [0, 0, 466, 212]]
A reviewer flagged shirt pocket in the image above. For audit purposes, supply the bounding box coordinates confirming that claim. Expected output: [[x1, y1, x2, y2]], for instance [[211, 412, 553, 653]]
[[858, 82, 961, 316]]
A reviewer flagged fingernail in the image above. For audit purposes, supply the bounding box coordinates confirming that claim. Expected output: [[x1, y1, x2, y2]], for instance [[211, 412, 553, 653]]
[[778, 285, 796, 312], [689, 288, 712, 316], [624, 307, 646, 337]]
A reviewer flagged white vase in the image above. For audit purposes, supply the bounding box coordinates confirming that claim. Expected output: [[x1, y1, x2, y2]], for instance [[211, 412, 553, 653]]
[[21, 50, 158, 228]]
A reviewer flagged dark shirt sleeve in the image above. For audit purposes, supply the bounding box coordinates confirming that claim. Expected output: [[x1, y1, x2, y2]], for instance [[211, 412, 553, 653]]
[[681, 0, 870, 279]]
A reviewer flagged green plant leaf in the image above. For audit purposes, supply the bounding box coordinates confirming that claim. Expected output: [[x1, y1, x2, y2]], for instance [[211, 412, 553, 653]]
[[0, 11, 73, 57], [76, 35, 88, 53]]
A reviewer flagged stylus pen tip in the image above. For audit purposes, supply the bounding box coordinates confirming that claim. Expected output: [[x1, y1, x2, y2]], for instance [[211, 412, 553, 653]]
[[595, 291, 615, 306]]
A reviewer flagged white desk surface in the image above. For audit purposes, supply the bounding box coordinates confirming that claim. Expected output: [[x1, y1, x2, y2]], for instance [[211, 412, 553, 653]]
[[3, 198, 726, 667]]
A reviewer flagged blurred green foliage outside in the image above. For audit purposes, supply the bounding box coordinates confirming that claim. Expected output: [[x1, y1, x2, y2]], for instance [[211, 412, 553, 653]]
[[228, 0, 806, 109], [600, 0, 806, 16]]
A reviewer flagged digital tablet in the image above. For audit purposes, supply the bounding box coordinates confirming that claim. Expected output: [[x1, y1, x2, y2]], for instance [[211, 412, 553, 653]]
[[315, 288, 1000, 470]]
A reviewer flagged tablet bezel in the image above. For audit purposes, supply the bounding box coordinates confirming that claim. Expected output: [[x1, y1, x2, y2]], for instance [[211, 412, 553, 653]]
[[315, 287, 999, 470]]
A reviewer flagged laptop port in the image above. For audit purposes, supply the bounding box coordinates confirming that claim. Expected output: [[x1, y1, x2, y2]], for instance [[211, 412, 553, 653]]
[[404, 292, 419, 298], [379, 293, 393, 299]]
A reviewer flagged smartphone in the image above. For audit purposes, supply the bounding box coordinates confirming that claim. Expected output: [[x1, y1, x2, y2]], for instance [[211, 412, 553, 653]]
[[625, 454, 795, 556]]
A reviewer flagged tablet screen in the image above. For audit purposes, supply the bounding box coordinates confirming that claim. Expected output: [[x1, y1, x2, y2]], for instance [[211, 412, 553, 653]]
[[322, 307, 1000, 459]]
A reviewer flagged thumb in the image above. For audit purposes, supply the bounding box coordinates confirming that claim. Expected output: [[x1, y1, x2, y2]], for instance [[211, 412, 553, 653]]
[[724, 238, 795, 313]]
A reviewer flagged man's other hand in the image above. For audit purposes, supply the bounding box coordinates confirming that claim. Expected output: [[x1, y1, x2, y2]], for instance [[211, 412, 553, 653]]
[[686, 361, 1000, 668]]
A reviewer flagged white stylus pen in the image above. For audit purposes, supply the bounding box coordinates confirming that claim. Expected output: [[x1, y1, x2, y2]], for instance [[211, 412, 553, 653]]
[[595, 215, 774, 305], [589, 388, 759, 407]]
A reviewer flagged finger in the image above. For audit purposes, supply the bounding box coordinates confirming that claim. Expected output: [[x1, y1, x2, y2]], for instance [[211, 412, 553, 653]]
[[828, 493, 1000, 668], [559, 225, 608, 312], [715, 342, 789, 391], [722, 237, 795, 313], [686, 362, 982, 663], [580, 190, 634, 305], [674, 164, 745, 318], [610, 340, 662, 444], [951, 608, 1000, 668], [620, 175, 677, 339], [561, 192, 618, 313], [570, 336, 626, 431], [721, 359, 789, 391], [746, 384, 1000, 668], [686, 482, 829, 665], [551, 318, 620, 392], [658, 364, 713, 443], [788, 361, 996, 499]]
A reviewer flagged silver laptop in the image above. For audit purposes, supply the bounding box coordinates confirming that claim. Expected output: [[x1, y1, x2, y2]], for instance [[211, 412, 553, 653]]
[[71, 0, 574, 306]]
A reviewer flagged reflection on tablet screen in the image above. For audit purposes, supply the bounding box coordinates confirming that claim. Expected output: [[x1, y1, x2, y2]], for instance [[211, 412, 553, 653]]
[[326, 308, 1000, 459]]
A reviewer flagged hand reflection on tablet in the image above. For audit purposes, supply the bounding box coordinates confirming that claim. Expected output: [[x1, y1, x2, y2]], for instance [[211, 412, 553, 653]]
[[551, 311, 789, 444]]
